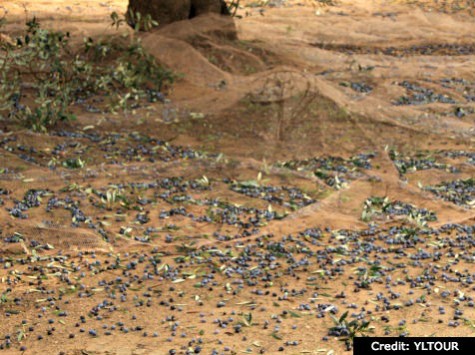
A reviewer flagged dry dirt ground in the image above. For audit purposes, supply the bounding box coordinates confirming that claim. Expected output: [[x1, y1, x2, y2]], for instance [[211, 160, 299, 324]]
[[0, 0, 474, 354]]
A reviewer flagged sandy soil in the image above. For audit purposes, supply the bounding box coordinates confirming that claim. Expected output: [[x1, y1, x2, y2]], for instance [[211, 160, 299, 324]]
[[0, 0, 474, 354]]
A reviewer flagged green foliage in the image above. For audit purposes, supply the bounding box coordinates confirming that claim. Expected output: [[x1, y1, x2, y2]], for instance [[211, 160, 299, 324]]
[[0, 12, 174, 132], [0, 18, 77, 131], [362, 196, 437, 224], [115, 10, 158, 32], [227, 0, 241, 17], [62, 157, 85, 169], [242, 312, 255, 327], [0, 290, 9, 304], [361, 196, 391, 222], [329, 311, 374, 342]]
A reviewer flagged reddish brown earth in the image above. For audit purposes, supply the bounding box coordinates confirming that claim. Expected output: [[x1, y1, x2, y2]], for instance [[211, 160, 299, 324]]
[[0, 1, 474, 354]]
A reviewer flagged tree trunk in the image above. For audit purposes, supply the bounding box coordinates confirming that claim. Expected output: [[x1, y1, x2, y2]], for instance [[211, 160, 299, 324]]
[[127, 0, 230, 30]]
